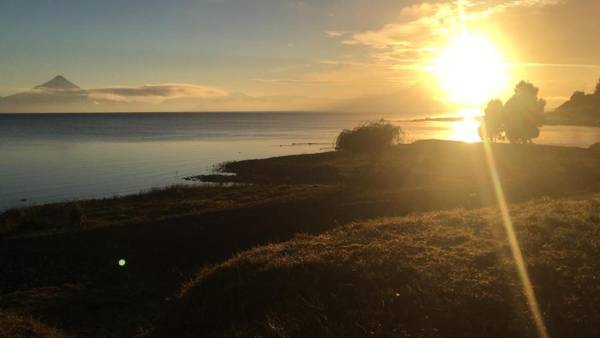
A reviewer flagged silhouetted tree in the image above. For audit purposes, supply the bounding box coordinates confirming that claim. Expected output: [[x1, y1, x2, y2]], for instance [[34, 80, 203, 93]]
[[595, 77, 600, 96], [479, 81, 545, 144], [503, 81, 545, 143], [479, 99, 504, 142], [335, 120, 402, 155]]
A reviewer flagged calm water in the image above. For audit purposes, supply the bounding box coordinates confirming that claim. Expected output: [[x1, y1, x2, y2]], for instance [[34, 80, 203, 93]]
[[1, 112, 598, 211]]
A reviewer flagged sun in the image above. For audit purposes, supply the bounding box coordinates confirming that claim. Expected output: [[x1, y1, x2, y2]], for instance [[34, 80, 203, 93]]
[[433, 32, 508, 106]]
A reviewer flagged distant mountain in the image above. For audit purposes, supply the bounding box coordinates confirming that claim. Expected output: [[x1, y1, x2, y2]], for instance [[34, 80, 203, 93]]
[[0, 75, 337, 113], [549, 77, 600, 126], [328, 83, 452, 117], [0, 76, 449, 114], [0, 75, 95, 112], [34, 75, 80, 90]]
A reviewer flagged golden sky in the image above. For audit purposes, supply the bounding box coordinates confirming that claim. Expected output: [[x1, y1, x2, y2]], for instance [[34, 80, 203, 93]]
[[319, 0, 600, 108], [0, 0, 598, 113]]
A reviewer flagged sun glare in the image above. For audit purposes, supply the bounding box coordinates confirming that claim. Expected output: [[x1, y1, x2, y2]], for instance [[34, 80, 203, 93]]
[[434, 32, 508, 106], [450, 116, 481, 143]]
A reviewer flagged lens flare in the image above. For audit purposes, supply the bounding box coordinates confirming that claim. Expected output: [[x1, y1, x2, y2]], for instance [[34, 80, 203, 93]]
[[480, 127, 549, 338]]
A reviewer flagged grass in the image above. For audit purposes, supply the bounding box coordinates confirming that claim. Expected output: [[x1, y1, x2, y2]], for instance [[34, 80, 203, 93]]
[[0, 184, 328, 238], [155, 194, 600, 338], [0, 203, 85, 237], [202, 141, 600, 199], [4, 141, 597, 239], [0, 140, 598, 337], [0, 312, 65, 338]]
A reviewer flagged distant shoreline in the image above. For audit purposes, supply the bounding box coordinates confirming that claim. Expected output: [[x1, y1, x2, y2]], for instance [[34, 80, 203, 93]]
[[403, 115, 600, 128], [1, 111, 598, 128], [543, 119, 600, 128], [403, 116, 473, 123]]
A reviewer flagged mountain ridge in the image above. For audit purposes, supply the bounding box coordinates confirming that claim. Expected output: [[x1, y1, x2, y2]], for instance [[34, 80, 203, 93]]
[[34, 75, 80, 90]]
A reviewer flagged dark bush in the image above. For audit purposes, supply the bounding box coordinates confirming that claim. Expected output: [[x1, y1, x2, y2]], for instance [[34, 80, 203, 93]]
[[335, 120, 402, 153]]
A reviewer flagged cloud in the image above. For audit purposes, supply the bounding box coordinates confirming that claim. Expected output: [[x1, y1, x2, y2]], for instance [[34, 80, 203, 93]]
[[0, 82, 333, 112], [325, 31, 349, 38], [310, 0, 600, 107], [400, 2, 438, 18], [509, 63, 600, 70], [318, 60, 365, 67], [163, 92, 336, 112], [88, 84, 228, 103], [254, 78, 338, 84], [335, 0, 566, 66]]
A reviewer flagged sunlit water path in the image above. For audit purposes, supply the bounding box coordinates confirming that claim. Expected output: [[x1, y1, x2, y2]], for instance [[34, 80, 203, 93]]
[[0, 112, 598, 211]]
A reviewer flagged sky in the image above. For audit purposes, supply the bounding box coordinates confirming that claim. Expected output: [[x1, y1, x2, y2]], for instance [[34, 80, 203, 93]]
[[0, 0, 599, 112]]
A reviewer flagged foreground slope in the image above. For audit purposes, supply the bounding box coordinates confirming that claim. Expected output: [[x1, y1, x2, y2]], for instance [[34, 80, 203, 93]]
[[1, 141, 598, 337], [0, 312, 65, 338], [156, 194, 600, 338]]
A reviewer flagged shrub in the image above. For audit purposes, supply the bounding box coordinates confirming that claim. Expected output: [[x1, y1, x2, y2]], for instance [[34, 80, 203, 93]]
[[335, 120, 402, 154]]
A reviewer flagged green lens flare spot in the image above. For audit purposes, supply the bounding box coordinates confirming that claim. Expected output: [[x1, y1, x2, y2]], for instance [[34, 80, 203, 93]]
[[118, 259, 126, 267]]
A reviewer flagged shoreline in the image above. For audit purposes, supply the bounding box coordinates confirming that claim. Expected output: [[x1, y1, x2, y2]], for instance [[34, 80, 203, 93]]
[[4, 139, 598, 219], [1, 139, 599, 337], [2, 139, 598, 213], [404, 115, 600, 128]]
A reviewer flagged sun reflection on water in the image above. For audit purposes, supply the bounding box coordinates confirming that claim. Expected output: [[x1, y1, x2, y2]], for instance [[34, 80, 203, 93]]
[[450, 116, 481, 143]]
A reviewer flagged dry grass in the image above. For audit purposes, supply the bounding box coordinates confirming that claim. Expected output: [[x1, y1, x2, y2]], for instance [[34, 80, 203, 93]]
[[1, 141, 598, 337], [155, 194, 600, 338], [4, 141, 598, 239], [0, 184, 326, 238], [209, 141, 600, 200], [0, 312, 66, 338]]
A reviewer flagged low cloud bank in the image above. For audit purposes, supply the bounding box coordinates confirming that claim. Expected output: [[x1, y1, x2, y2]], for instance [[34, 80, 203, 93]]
[[0, 82, 332, 112], [88, 84, 228, 103]]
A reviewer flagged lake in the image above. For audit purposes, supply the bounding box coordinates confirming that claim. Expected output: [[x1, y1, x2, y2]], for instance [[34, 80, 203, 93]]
[[0, 112, 598, 211]]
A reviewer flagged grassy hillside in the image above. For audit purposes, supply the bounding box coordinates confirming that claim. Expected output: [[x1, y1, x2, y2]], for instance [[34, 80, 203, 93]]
[[155, 194, 600, 338], [1, 141, 598, 337]]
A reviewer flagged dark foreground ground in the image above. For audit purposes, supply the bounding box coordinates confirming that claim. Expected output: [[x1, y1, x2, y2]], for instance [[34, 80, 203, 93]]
[[1, 140, 599, 337]]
